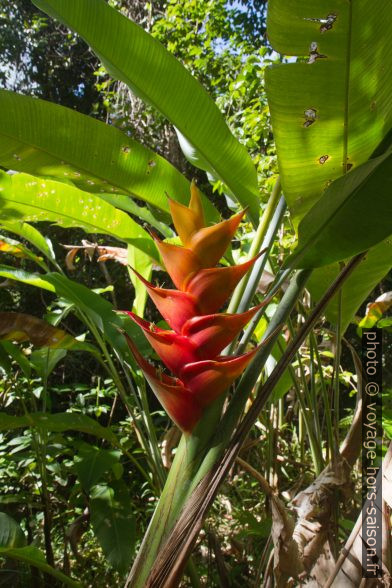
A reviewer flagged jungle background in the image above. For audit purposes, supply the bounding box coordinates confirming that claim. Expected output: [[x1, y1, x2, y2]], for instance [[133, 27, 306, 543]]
[[0, 1, 391, 586]]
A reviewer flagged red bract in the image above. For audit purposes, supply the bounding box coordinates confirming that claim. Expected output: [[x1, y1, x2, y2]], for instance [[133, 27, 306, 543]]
[[122, 183, 264, 433]]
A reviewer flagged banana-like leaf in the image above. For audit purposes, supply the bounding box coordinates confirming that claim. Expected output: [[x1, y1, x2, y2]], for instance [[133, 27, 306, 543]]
[[43, 273, 150, 360], [90, 481, 136, 573], [266, 0, 392, 224], [99, 193, 173, 238], [289, 149, 392, 268], [359, 290, 392, 328], [73, 445, 121, 492], [266, 0, 392, 329], [0, 264, 55, 291], [0, 266, 150, 361], [0, 171, 158, 261], [0, 234, 47, 270], [0, 90, 218, 221], [127, 244, 152, 317], [32, 0, 260, 224], [0, 513, 26, 548]]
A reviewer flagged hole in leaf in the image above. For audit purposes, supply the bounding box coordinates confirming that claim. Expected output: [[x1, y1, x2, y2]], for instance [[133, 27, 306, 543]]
[[320, 13, 337, 33], [319, 155, 329, 164], [303, 13, 337, 33], [308, 42, 327, 64], [345, 160, 353, 171], [303, 108, 317, 127]]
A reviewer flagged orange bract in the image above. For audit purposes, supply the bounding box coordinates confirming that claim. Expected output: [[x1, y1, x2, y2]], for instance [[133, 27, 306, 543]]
[[122, 184, 261, 432]]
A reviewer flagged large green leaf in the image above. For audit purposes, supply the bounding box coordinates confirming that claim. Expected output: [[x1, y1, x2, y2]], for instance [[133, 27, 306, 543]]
[[0, 233, 48, 270], [43, 273, 150, 362], [0, 264, 55, 291], [0, 341, 32, 378], [32, 0, 260, 223], [0, 171, 158, 261], [266, 0, 392, 328], [0, 90, 218, 221], [73, 444, 121, 492], [90, 481, 136, 573], [266, 0, 392, 224], [0, 546, 81, 587], [0, 412, 117, 444], [289, 149, 392, 268], [127, 244, 152, 317], [99, 193, 173, 238], [30, 347, 67, 379], [0, 311, 95, 352], [0, 220, 56, 264], [0, 513, 26, 548], [307, 238, 392, 333]]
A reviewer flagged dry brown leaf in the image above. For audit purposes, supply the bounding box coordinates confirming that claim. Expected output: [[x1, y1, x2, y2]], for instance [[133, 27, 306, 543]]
[[63, 240, 128, 270], [291, 457, 352, 574]]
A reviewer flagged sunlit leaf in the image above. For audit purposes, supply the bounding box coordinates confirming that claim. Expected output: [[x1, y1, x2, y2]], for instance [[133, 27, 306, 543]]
[[0, 412, 117, 444], [73, 444, 121, 492], [0, 312, 92, 351], [359, 290, 392, 328], [0, 171, 158, 261], [32, 0, 260, 223], [0, 90, 217, 220]]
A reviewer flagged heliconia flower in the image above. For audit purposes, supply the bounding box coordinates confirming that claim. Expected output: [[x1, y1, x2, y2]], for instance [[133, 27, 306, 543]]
[[128, 268, 200, 333], [122, 183, 263, 433], [122, 304, 264, 376], [124, 334, 203, 432]]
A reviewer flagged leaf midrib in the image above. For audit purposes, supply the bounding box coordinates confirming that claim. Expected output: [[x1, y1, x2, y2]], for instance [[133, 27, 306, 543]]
[[343, 0, 353, 174]]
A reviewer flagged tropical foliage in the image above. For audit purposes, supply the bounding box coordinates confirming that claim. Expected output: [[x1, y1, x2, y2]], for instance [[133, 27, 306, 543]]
[[0, 0, 391, 586]]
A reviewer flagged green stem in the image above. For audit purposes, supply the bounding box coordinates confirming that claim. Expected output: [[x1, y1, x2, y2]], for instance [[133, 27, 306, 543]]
[[138, 378, 166, 490], [286, 316, 324, 474], [333, 288, 343, 451], [79, 312, 160, 488], [126, 395, 225, 588], [227, 177, 282, 315], [226, 195, 286, 355], [310, 330, 335, 460], [309, 334, 322, 448]]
